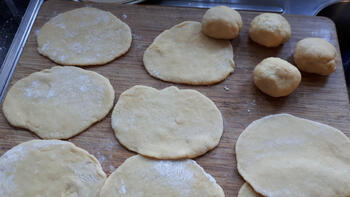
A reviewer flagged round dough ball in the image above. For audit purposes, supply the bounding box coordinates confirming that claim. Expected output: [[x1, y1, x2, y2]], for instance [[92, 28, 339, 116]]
[[238, 183, 262, 197], [0, 140, 106, 197], [3, 66, 115, 139], [111, 85, 223, 159], [253, 57, 301, 97], [249, 13, 291, 47], [236, 114, 350, 197], [37, 7, 132, 66], [100, 155, 225, 197], [293, 37, 337, 75], [143, 21, 234, 85], [201, 6, 242, 39]]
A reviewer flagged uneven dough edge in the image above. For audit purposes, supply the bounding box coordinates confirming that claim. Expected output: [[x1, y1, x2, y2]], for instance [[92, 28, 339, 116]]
[[143, 21, 235, 85], [2, 66, 116, 139], [235, 113, 350, 197], [37, 8, 132, 66], [111, 85, 224, 159]]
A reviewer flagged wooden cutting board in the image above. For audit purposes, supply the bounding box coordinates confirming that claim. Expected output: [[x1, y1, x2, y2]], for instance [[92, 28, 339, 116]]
[[1, 0, 349, 195]]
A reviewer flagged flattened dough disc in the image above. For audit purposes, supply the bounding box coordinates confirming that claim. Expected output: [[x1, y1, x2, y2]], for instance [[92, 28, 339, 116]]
[[0, 140, 106, 197], [111, 85, 223, 159], [236, 114, 350, 197], [99, 155, 225, 197], [143, 21, 234, 85], [37, 7, 132, 66], [3, 66, 115, 139]]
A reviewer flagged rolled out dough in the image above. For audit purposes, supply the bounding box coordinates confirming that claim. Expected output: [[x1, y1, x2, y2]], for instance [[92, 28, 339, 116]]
[[99, 155, 225, 197], [143, 21, 234, 85], [0, 140, 106, 197], [236, 114, 350, 197], [3, 66, 115, 139], [111, 85, 223, 159]]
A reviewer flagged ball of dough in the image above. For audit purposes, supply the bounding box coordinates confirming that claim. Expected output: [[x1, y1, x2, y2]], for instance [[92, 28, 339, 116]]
[[249, 13, 291, 47], [201, 6, 242, 39], [253, 57, 301, 97], [293, 37, 337, 75]]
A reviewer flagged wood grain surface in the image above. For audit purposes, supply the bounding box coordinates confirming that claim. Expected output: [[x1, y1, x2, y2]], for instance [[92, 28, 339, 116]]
[[1, 0, 349, 196]]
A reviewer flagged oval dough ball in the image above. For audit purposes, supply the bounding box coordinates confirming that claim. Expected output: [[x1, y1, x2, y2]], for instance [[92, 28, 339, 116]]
[[143, 21, 235, 85], [3, 66, 115, 139], [0, 140, 106, 197], [249, 13, 291, 47], [236, 114, 350, 197], [111, 85, 223, 159], [201, 6, 242, 39], [37, 7, 132, 66], [238, 183, 262, 197], [99, 155, 225, 197], [253, 57, 301, 97], [293, 37, 337, 75]]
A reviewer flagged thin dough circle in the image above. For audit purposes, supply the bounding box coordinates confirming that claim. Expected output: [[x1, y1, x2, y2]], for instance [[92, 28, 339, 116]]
[[111, 85, 223, 159], [0, 140, 106, 197], [143, 21, 235, 85], [3, 66, 115, 139], [99, 155, 225, 197], [238, 183, 262, 197], [37, 7, 132, 66], [236, 114, 350, 197]]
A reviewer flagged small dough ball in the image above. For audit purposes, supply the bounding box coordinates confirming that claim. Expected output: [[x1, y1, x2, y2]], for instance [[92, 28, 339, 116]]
[[249, 13, 291, 47], [253, 57, 301, 97], [201, 6, 242, 39], [293, 37, 337, 75]]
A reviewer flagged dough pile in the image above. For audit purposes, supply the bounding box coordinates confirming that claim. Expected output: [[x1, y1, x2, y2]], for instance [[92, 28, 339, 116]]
[[111, 85, 223, 159], [293, 37, 337, 75], [100, 155, 225, 197], [0, 140, 106, 197], [3, 66, 115, 139], [249, 13, 291, 47], [201, 6, 242, 39], [253, 57, 301, 97], [143, 21, 234, 85], [37, 7, 132, 66], [236, 114, 350, 197]]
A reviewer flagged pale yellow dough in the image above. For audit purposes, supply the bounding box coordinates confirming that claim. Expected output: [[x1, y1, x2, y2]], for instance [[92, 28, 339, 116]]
[[0, 140, 106, 197], [293, 37, 337, 75], [236, 114, 350, 197], [238, 183, 262, 197], [249, 13, 291, 47], [201, 6, 242, 39], [3, 66, 115, 139], [37, 7, 132, 66], [143, 21, 235, 85], [99, 155, 225, 197], [111, 85, 223, 159], [253, 57, 301, 97]]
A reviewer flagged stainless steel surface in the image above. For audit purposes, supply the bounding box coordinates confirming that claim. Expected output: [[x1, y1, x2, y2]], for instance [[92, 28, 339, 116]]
[[142, 0, 342, 15], [0, 0, 43, 101]]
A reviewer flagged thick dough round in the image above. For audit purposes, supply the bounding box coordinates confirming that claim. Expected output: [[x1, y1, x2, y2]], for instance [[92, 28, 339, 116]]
[[99, 155, 225, 197], [253, 57, 301, 97], [249, 13, 291, 47], [0, 140, 106, 197], [236, 114, 350, 197], [111, 85, 223, 159], [37, 7, 132, 66], [3, 66, 115, 139], [293, 37, 337, 75], [201, 6, 242, 39], [143, 21, 235, 85], [238, 183, 262, 197]]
